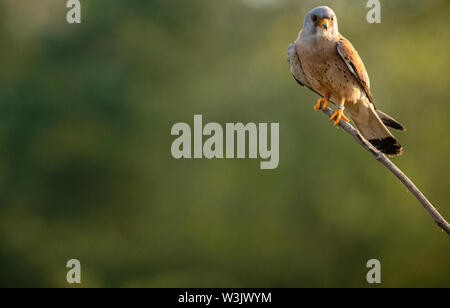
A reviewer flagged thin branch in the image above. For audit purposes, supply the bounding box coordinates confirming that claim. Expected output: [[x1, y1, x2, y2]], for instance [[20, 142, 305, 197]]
[[320, 106, 450, 236]]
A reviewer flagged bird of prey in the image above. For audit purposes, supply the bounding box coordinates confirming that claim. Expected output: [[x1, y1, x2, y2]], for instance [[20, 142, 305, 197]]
[[287, 6, 405, 155]]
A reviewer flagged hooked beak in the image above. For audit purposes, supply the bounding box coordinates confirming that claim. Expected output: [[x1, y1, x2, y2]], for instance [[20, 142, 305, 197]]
[[318, 18, 329, 30]]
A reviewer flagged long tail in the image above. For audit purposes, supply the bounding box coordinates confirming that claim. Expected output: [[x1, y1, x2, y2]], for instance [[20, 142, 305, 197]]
[[376, 110, 406, 131], [348, 103, 403, 156]]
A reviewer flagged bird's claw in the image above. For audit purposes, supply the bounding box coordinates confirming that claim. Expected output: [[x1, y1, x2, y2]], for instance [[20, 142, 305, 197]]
[[329, 109, 349, 127], [314, 97, 329, 110]]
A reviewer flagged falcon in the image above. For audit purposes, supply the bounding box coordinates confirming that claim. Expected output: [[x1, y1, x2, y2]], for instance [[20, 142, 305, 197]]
[[288, 6, 405, 155]]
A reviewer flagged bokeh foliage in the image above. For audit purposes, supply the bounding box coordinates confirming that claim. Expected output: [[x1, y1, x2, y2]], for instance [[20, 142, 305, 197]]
[[0, 0, 448, 287]]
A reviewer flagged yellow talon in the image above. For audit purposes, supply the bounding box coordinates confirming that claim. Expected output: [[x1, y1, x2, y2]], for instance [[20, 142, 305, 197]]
[[314, 96, 329, 110], [329, 98, 349, 126], [329, 108, 349, 126]]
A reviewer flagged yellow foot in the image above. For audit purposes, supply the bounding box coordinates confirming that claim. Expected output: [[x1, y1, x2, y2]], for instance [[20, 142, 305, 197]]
[[314, 97, 329, 110], [329, 108, 350, 127]]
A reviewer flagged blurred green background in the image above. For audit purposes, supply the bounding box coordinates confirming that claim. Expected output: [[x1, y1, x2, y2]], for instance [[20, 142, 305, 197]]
[[0, 0, 449, 288]]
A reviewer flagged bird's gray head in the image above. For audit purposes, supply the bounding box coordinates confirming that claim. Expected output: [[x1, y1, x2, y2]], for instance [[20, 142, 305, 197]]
[[302, 6, 339, 40]]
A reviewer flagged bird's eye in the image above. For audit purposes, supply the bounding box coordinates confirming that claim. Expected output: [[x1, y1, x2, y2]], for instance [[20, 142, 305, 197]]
[[311, 15, 318, 22]]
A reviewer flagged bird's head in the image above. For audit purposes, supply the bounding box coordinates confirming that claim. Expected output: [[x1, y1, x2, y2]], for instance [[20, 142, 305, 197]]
[[302, 6, 339, 40]]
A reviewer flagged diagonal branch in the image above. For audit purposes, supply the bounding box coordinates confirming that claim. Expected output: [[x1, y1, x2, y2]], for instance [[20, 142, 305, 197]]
[[320, 106, 450, 236]]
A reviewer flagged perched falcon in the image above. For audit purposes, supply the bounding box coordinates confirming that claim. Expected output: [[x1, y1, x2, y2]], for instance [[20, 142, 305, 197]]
[[288, 6, 405, 156]]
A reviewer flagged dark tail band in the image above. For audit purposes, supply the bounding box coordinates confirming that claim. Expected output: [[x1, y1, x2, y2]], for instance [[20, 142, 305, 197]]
[[369, 137, 403, 156]]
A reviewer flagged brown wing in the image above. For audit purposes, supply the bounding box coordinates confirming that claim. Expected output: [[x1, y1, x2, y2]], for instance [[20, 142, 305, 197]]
[[336, 35, 375, 106]]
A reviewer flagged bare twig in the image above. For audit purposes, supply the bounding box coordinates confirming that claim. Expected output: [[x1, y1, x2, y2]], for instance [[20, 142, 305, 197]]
[[320, 106, 450, 236]]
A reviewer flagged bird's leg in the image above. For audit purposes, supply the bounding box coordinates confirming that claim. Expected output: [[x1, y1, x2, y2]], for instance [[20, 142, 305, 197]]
[[329, 98, 350, 127], [314, 93, 330, 110]]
